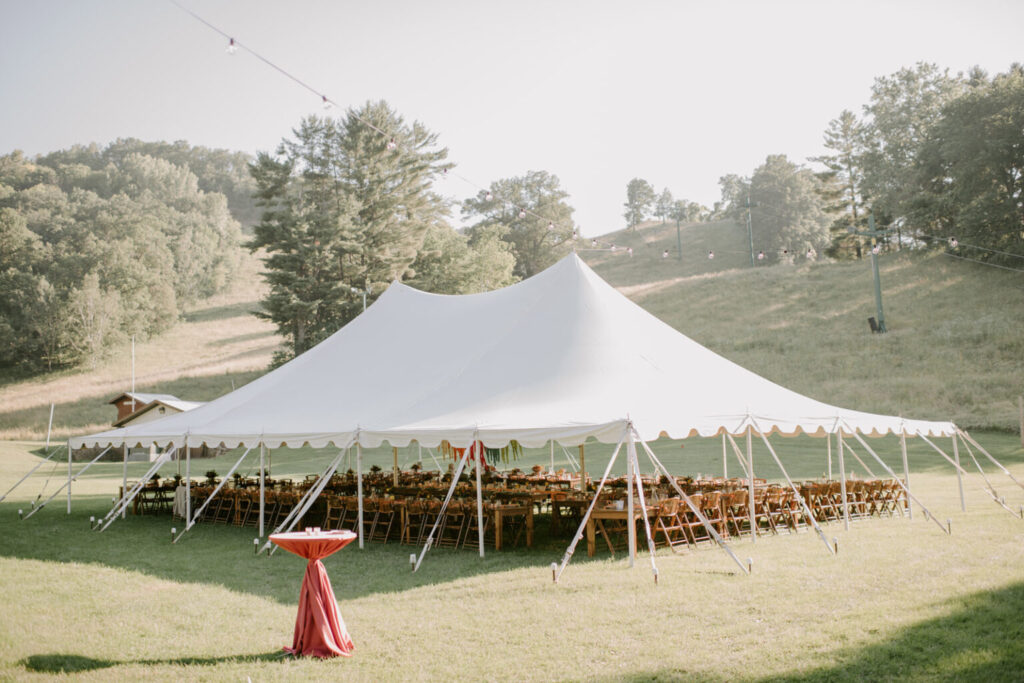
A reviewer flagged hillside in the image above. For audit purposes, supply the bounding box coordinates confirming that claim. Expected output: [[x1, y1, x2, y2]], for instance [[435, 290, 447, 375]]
[[582, 220, 1024, 430], [1, 220, 1021, 439]]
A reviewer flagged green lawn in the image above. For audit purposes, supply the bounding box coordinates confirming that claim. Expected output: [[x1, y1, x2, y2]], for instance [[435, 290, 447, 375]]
[[1, 435, 1023, 681]]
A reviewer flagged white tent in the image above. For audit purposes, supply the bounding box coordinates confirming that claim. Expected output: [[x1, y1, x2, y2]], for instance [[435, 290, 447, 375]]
[[71, 253, 954, 453], [71, 252, 991, 574]]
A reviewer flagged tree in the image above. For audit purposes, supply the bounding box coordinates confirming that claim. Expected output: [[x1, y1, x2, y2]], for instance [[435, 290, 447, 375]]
[[249, 101, 450, 361], [716, 174, 749, 220], [623, 178, 655, 229], [407, 223, 517, 294], [655, 188, 673, 224], [914, 64, 1024, 264], [812, 110, 869, 258], [748, 155, 832, 260], [860, 63, 966, 233], [462, 170, 576, 279]]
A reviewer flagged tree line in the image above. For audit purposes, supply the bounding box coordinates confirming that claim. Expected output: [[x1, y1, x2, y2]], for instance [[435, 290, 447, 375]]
[[0, 142, 246, 371], [624, 62, 1023, 266]]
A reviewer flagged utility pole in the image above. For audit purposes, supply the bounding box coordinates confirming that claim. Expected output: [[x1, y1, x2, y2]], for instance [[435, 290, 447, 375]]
[[848, 213, 892, 333]]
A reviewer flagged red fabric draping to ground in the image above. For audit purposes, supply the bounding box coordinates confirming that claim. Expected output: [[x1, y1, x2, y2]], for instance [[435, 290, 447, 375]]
[[270, 530, 357, 658]]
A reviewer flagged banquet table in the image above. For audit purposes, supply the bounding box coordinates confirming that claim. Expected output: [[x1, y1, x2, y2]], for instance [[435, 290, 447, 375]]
[[269, 529, 357, 658], [586, 505, 658, 557]]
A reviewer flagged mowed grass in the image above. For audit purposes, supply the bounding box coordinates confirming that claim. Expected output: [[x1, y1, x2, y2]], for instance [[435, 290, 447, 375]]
[[1, 434, 1023, 681], [583, 220, 1024, 431]]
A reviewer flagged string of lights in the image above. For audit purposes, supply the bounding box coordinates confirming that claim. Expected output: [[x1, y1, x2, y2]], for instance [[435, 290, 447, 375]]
[[169, 0, 627, 253], [916, 233, 1024, 262]]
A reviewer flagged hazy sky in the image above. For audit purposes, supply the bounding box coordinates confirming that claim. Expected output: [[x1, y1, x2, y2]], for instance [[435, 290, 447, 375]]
[[2, 0, 1021, 235]]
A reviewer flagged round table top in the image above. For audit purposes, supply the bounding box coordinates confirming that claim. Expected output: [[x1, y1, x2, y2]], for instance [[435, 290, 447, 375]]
[[270, 529, 357, 560]]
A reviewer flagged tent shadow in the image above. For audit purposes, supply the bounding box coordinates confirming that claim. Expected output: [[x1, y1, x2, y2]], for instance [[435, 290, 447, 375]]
[[20, 650, 286, 674], [0, 497, 620, 604]]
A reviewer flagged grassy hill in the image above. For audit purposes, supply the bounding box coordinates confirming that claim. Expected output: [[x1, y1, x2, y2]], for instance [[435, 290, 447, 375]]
[[0, 220, 1021, 439], [581, 219, 1024, 431]]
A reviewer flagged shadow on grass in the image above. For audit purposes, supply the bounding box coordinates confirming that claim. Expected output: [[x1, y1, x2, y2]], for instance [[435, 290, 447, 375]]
[[0, 496, 625, 605], [20, 650, 286, 674], [182, 301, 263, 324], [603, 582, 1024, 682]]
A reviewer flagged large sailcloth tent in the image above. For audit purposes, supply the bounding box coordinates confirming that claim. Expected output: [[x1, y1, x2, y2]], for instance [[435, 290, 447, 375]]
[[72, 253, 954, 453]]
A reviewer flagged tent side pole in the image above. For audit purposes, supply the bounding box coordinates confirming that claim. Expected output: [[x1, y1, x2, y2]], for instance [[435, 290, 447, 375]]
[[475, 441, 485, 558], [848, 427, 950, 535], [626, 430, 636, 567], [550, 441, 554, 472], [122, 444, 128, 519], [175, 446, 253, 543], [746, 426, 755, 542], [25, 446, 112, 519], [637, 438, 749, 574], [838, 432, 850, 530], [184, 435, 191, 526], [724, 434, 751, 478], [259, 442, 266, 537], [827, 432, 833, 480], [900, 432, 912, 519], [952, 435, 965, 512], [722, 433, 727, 478], [357, 444, 364, 549], [629, 429, 658, 579], [959, 430, 1024, 492], [66, 442, 72, 514], [415, 445, 473, 572], [556, 432, 627, 582], [579, 444, 585, 491], [0, 445, 62, 504]]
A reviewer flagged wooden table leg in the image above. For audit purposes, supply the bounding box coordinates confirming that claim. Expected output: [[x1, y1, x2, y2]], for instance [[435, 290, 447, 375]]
[[526, 508, 534, 548], [495, 509, 503, 551], [586, 517, 596, 557]]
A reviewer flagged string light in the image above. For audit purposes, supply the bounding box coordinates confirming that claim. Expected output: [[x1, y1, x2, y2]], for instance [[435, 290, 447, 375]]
[[485, 191, 493, 201], [871, 244, 881, 255], [707, 250, 714, 260], [948, 237, 958, 248], [547, 221, 554, 231], [386, 138, 397, 151], [518, 208, 526, 219], [572, 229, 578, 239], [225, 37, 238, 55], [662, 250, 669, 259], [610, 244, 617, 252], [321, 95, 332, 111], [627, 247, 633, 257], [591, 239, 598, 247], [806, 249, 814, 259], [757, 251, 765, 260]]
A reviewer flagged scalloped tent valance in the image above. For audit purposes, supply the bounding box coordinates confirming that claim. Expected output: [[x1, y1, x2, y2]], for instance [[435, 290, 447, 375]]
[[70, 253, 955, 452]]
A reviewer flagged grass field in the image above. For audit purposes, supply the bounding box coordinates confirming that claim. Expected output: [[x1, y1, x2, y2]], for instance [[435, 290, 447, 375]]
[[1, 434, 1023, 681]]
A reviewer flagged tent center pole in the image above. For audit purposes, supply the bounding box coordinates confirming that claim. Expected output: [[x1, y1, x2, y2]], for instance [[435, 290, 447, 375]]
[[259, 442, 266, 537], [66, 442, 72, 514], [475, 440, 485, 558], [122, 444, 129, 519], [579, 444, 585, 492], [184, 435, 191, 525], [827, 433, 833, 481], [722, 433, 727, 478], [393, 447, 399, 487]]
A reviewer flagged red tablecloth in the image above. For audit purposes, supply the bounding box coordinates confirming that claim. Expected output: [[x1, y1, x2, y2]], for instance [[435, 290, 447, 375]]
[[270, 530, 357, 657]]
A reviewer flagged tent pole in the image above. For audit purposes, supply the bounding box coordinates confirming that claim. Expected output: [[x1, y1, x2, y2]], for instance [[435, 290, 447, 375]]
[[0, 445, 63, 504], [98, 448, 169, 530], [475, 440, 485, 558], [952, 435, 965, 512], [579, 444, 585, 491], [722, 433, 727, 478], [827, 433, 833, 481], [122, 444, 129, 519], [724, 434, 751, 478], [754, 425, 835, 555], [637, 438, 750, 574], [954, 434, 1020, 516], [746, 425, 756, 542], [174, 446, 253, 543], [393, 446, 399, 487], [184, 435, 191, 526], [556, 431, 627, 582], [842, 441, 877, 478], [259, 442, 266, 537], [959, 430, 1024, 492], [26, 446, 112, 519], [357, 443, 364, 549], [66, 442, 72, 514], [630, 429, 659, 580], [900, 432, 912, 519], [415, 442, 473, 571], [848, 427, 950, 535], [626, 430, 636, 567], [838, 432, 850, 530]]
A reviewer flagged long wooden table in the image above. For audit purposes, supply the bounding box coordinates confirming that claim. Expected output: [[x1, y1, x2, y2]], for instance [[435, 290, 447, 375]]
[[586, 505, 658, 557]]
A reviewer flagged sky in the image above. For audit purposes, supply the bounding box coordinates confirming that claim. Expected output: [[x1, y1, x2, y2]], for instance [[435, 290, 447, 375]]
[[1, 0, 1022, 236]]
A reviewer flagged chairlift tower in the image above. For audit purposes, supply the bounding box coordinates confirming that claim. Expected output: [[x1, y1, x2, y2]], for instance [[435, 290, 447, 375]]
[[847, 214, 892, 333]]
